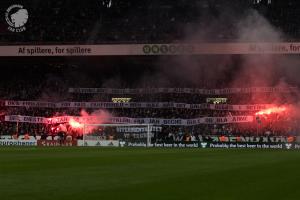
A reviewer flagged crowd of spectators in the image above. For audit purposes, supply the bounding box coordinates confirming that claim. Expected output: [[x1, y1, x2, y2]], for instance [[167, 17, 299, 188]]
[[0, 0, 300, 142], [0, 60, 299, 141], [0, 83, 299, 140]]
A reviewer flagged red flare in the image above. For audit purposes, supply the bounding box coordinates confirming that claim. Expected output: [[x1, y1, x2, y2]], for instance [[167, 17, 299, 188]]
[[255, 106, 286, 116], [69, 118, 84, 129]]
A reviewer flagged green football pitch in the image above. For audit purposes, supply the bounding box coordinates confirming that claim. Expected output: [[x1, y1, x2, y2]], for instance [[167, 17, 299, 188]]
[[0, 147, 300, 200]]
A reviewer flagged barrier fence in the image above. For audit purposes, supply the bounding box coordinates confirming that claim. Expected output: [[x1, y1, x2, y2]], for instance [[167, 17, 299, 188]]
[[0, 135, 299, 149]]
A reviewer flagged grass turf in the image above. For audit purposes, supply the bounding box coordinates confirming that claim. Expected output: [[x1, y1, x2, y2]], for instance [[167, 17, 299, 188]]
[[0, 147, 300, 200]]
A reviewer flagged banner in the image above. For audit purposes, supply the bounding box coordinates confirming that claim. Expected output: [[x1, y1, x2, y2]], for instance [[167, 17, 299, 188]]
[[126, 142, 297, 149], [125, 136, 295, 145], [37, 140, 77, 147], [116, 126, 162, 133], [68, 87, 297, 94], [4, 115, 254, 125], [4, 100, 274, 111], [201, 143, 290, 149], [2, 43, 300, 57], [198, 135, 295, 143], [0, 139, 37, 146], [77, 140, 119, 147], [206, 98, 227, 104]]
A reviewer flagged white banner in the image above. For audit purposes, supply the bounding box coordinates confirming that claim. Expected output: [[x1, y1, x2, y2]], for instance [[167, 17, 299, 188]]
[[4, 100, 273, 111], [1, 43, 300, 56], [116, 126, 162, 133], [4, 115, 253, 125], [0, 139, 37, 146], [68, 87, 297, 94], [77, 140, 119, 147]]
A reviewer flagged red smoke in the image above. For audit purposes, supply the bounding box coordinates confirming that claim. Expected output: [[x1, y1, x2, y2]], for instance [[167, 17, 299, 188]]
[[72, 109, 111, 135], [51, 109, 112, 136]]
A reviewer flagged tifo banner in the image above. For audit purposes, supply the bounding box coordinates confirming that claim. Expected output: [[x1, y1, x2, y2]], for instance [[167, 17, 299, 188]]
[[4, 115, 254, 125], [125, 136, 295, 145], [68, 87, 297, 94], [0, 139, 37, 146], [5, 100, 274, 111], [1, 43, 300, 56], [198, 135, 295, 143]]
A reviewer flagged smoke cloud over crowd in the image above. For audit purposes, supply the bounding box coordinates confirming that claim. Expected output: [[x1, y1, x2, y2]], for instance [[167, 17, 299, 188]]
[[155, 9, 295, 89]]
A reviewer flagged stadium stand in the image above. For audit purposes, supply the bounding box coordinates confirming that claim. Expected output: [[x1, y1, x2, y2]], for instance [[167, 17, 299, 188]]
[[0, 62, 298, 142], [0, 0, 300, 43]]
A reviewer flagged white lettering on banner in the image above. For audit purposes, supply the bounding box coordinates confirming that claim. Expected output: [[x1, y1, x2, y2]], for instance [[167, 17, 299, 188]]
[[68, 87, 297, 94], [116, 126, 162, 133], [4, 115, 253, 125], [4, 100, 275, 111]]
